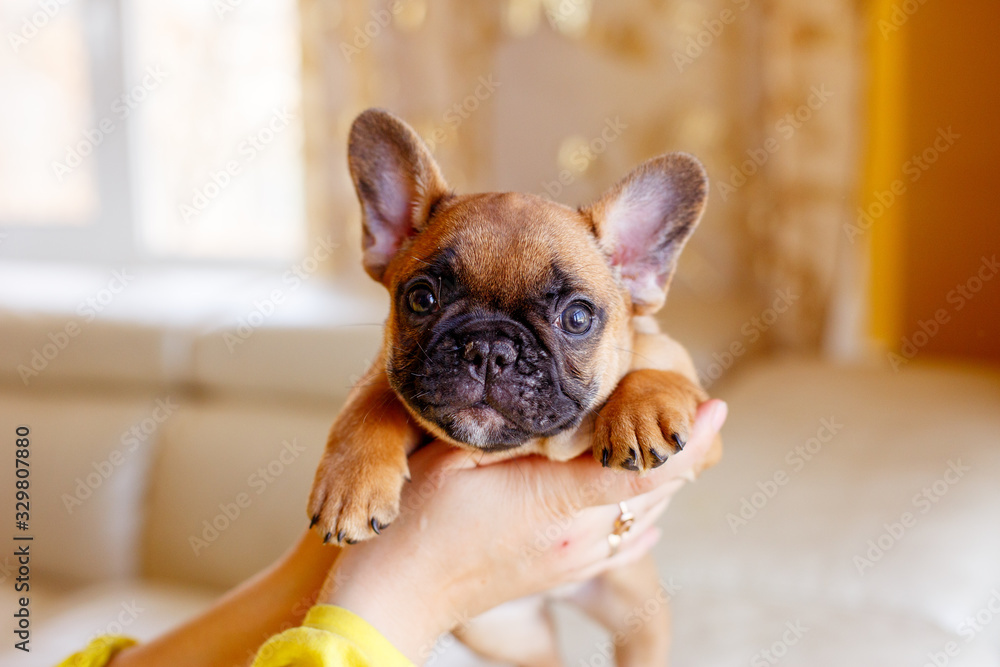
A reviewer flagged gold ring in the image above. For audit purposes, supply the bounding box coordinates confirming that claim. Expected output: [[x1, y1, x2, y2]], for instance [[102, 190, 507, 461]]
[[607, 501, 635, 557]]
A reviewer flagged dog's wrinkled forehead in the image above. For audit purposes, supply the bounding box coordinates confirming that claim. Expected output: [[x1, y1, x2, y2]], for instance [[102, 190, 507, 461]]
[[399, 192, 618, 306]]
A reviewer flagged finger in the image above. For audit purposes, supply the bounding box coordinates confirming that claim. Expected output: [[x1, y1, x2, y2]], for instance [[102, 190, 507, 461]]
[[432, 446, 525, 471], [405, 440, 455, 477], [400, 441, 480, 504], [558, 399, 727, 508], [574, 495, 670, 564], [402, 441, 528, 515], [629, 496, 671, 533], [623, 480, 685, 515], [607, 526, 662, 569], [576, 485, 677, 541], [406, 439, 490, 478], [572, 526, 662, 582]]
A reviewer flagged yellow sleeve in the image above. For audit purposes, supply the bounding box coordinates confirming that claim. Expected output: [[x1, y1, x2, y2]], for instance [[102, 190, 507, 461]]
[[251, 605, 414, 667], [55, 636, 137, 667]]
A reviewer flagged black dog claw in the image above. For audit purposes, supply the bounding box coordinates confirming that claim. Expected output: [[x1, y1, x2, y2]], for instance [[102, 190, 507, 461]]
[[649, 448, 668, 468], [672, 433, 686, 451]]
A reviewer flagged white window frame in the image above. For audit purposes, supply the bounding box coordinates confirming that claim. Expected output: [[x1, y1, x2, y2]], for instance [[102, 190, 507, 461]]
[[2, 0, 137, 264], [2, 0, 307, 270]]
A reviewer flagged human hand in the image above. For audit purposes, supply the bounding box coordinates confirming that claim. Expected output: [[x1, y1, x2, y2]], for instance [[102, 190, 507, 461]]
[[322, 399, 727, 661]]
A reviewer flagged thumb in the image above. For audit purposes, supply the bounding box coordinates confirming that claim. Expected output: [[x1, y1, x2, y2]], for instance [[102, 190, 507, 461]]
[[406, 439, 489, 481]]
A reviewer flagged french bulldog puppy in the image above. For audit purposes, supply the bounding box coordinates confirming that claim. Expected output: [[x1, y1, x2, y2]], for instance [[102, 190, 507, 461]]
[[308, 108, 721, 666]]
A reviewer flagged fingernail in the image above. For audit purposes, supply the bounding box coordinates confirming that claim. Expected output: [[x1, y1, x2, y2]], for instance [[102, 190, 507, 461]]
[[371, 517, 381, 534], [323, 532, 332, 544], [711, 401, 728, 431], [309, 514, 319, 528]]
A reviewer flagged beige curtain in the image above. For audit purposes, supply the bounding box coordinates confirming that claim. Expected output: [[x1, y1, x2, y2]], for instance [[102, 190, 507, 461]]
[[300, 0, 865, 352], [747, 0, 864, 350]]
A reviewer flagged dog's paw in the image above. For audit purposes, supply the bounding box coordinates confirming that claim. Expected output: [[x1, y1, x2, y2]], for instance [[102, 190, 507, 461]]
[[307, 442, 409, 545], [593, 369, 701, 473]]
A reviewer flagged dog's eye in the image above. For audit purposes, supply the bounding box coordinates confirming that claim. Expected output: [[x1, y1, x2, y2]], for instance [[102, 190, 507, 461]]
[[560, 302, 593, 335], [407, 285, 438, 314]]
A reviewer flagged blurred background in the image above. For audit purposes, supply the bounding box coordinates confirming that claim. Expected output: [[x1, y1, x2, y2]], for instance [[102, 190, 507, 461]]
[[1, 1, 998, 665]]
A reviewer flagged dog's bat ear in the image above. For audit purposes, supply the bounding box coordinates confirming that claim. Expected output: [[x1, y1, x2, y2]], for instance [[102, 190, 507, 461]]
[[348, 108, 449, 283], [584, 152, 708, 314]]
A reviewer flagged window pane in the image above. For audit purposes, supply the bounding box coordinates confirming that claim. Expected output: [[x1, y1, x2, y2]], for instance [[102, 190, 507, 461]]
[[130, 0, 305, 260], [0, 0, 99, 225]]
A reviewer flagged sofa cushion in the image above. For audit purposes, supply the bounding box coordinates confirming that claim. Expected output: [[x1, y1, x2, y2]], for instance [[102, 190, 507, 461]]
[[0, 579, 216, 667], [654, 359, 1000, 665], [0, 263, 751, 402], [0, 262, 386, 399], [192, 287, 385, 403], [8, 359, 1000, 665], [142, 400, 330, 589], [0, 262, 255, 389], [0, 391, 167, 584]]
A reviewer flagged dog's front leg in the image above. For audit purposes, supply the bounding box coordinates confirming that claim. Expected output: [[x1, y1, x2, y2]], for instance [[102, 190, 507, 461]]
[[594, 326, 721, 473], [571, 552, 671, 667], [308, 357, 422, 544], [593, 367, 706, 472]]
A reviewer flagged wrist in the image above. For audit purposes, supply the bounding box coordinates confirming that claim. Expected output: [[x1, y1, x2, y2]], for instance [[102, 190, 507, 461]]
[[324, 547, 452, 661], [275, 530, 342, 607]]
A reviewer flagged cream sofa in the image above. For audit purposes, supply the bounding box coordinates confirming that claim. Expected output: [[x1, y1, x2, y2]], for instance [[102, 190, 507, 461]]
[[2, 262, 998, 666]]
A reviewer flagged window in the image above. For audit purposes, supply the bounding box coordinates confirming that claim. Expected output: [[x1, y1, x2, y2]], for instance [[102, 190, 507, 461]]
[[1, 0, 305, 263]]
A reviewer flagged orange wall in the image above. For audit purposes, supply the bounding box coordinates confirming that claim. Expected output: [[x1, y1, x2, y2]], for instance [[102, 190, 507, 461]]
[[870, 0, 1000, 364]]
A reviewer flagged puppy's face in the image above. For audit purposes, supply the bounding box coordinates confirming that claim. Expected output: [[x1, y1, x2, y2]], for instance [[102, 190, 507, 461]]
[[348, 109, 707, 450], [384, 194, 628, 449]]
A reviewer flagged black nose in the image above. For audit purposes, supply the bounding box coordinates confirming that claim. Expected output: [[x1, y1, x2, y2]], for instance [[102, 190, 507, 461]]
[[462, 337, 518, 382]]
